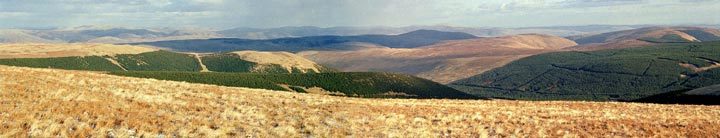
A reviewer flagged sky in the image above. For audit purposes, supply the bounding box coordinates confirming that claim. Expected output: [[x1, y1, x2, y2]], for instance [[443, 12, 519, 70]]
[[0, 0, 718, 29]]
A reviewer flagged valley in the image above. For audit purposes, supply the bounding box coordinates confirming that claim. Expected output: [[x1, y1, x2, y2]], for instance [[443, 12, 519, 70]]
[[300, 34, 578, 84]]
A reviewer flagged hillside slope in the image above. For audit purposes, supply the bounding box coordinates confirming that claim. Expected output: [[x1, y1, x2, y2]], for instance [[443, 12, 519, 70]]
[[569, 27, 720, 50], [131, 30, 477, 52], [0, 43, 334, 73], [201, 51, 335, 73], [632, 84, 720, 105], [300, 34, 578, 83], [452, 41, 720, 101], [2, 65, 719, 137]]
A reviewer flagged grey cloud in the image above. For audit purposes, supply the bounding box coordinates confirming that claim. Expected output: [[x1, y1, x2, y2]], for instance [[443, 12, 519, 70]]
[[0, 0, 718, 28]]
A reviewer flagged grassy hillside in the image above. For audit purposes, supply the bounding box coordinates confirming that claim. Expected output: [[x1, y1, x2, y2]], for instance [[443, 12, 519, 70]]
[[109, 71, 478, 99], [0, 50, 201, 72], [202, 53, 336, 73], [4, 65, 719, 137], [680, 30, 720, 41], [131, 30, 476, 52], [638, 34, 694, 43], [451, 41, 720, 101], [0, 50, 335, 73]]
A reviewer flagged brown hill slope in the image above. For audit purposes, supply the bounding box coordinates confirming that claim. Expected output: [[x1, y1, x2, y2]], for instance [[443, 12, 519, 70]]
[[1, 65, 719, 137], [569, 26, 720, 50], [299, 34, 577, 83]]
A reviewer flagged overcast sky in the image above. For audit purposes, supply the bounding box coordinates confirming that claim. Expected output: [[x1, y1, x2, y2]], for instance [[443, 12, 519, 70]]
[[0, 0, 718, 29]]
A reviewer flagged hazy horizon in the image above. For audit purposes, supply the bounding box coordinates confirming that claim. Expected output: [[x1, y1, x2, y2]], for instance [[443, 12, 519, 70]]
[[0, 24, 720, 31], [1, 0, 719, 29]]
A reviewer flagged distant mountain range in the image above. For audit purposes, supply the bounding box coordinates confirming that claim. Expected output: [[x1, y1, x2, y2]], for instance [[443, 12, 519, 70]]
[[2, 25, 720, 104], [0, 25, 660, 43], [130, 30, 478, 52], [127, 26, 720, 84], [0, 25, 221, 43]]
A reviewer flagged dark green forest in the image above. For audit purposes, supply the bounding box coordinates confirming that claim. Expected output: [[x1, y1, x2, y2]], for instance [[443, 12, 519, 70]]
[[0, 56, 123, 71], [451, 41, 720, 101], [113, 51, 201, 71], [110, 71, 478, 99]]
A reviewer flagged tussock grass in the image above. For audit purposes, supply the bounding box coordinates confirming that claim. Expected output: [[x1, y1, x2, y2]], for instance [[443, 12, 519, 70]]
[[0, 65, 719, 137]]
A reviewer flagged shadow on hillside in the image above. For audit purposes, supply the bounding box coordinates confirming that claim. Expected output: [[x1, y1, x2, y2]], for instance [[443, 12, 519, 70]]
[[628, 89, 720, 105]]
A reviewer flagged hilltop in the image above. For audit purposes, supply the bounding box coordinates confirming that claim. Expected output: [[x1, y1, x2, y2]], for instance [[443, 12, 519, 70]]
[[451, 41, 720, 101], [568, 26, 720, 50], [201, 51, 335, 73], [300, 34, 578, 83]]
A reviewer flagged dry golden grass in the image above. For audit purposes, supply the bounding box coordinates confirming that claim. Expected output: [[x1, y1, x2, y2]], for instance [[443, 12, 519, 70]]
[[1, 65, 719, 137], [232, 51, 323, 73], [0, 43, 157, 59]]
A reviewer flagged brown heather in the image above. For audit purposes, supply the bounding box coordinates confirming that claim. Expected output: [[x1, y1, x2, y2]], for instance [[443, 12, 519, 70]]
[[0, 65, 719, 137]]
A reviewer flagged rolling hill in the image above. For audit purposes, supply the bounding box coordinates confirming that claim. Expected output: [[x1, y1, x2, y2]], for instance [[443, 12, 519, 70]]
[[0, 43, 333, 73], [201, 51, 336, 73], [2, 65, 719, 137], [451, 41, 720, 101], [203, 25, 644, 39], [300, 34, 578, 83], [0, 25, 640, 43], [129, 30, 477, 52], [0, 26, 221, 43], [568, 27, 720, 50], [0, 43, 474, 99]]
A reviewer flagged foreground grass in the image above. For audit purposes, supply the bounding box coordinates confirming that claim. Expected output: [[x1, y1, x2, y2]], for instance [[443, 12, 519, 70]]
[[0, 66, 719, 137]]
